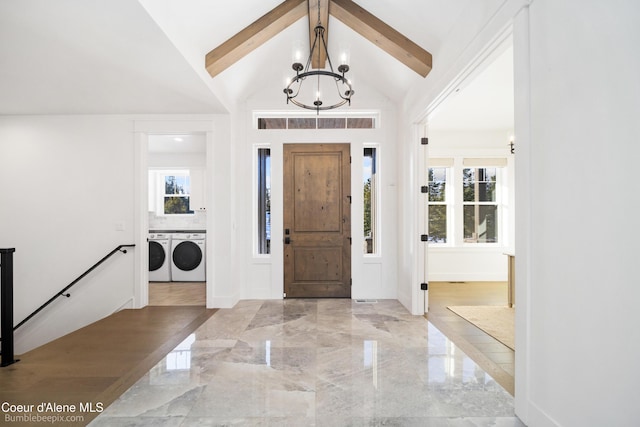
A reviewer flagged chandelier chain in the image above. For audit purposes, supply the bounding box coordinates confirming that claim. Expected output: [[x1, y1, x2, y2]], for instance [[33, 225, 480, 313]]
[[283, 0, 354, 113]]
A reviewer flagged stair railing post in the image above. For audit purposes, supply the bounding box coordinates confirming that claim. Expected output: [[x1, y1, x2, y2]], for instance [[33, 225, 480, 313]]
[[1, 248, 17, 367]]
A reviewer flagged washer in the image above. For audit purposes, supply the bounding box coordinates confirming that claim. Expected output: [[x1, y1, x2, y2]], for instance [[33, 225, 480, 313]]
[[171, 233, 206, 281], [148, 233, 171, 282]]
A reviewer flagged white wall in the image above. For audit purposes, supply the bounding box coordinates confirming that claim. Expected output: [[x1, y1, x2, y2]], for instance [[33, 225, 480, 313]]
[[517, 1, 640, 425], [0, 115, 137, 353], [0, 114, 236, 353]]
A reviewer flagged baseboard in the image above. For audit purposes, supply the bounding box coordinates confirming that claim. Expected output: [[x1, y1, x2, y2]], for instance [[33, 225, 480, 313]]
[[113, 297, 134, 313], [208, 294, 239, 309], [526, 400, 562, 427]]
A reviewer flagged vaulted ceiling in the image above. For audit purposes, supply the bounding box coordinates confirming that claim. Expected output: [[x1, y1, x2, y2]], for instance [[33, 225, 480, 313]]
[[0, 0, 512, 130]]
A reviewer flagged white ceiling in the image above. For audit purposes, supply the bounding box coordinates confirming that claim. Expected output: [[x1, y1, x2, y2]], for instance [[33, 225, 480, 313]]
[[0, 0, 512, 131], [429, 45, 514, 131], [0, 0, 226, 114]]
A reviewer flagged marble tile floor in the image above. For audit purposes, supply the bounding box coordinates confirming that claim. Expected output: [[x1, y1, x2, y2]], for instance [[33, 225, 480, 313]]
[[91, 299, 524, 426], [426, 282, 515, 395]]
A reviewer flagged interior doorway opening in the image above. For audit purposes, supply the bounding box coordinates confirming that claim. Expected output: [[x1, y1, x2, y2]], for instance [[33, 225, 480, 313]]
[[421, 37, 515, 392], [146, 133, 208, 307]]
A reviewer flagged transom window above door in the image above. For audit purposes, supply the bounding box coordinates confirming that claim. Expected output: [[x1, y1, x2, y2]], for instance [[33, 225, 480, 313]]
[[254, 112, 379, 130]]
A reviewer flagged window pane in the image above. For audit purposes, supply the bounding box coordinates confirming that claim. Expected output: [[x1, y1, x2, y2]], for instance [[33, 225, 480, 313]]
[[462, 168, 475, 202], [428, 168, 447, 202], [477, 168, 496, 202], [347, 118, 374, 128], [364, 147, 377, 254], [258, 148, 271, 254], [318, 117, 346, 129], [478, 181, 496, 202], [164, 196, 193, 214], [464, 205, 498, 243], [428, 205, 447, 243], [464, 168, 497, 202], [175, 176, 189, 194], [288, 118, 316, 129], [258, 118, 286, 129], [165, 176, 176, 194], [165, 175, 190, 195]]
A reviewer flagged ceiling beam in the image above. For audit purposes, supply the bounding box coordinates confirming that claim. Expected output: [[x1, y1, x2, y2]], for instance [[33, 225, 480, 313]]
[[205, 0, 307, 78], [329, 0, 432, 77], [308, 0, 330, 69]]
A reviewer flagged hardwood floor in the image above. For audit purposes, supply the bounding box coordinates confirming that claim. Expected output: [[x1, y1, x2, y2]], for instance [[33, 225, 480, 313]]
[[148, 281, 206, 306], [1, 306, 216, 426], [426, 281, 515, 395]]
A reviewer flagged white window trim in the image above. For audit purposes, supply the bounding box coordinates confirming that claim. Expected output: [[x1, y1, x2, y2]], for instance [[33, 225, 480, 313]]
[[252, 110, 381, 130], [364, 143, 381, 257], [426, 158, 509, 249], [461, 165, 505, 247], [253, 144, 271, 258], [151, 169, 194, 217], [427, 165, 453, 246]]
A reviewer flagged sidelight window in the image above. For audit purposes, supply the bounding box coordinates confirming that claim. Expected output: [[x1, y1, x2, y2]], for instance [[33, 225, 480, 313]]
[[257, 148, 271, 254], [364, 146, 378, 254]]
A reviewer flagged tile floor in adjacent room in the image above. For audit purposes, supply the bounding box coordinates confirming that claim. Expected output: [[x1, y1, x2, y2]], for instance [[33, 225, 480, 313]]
[[90, 299, 524, 426]]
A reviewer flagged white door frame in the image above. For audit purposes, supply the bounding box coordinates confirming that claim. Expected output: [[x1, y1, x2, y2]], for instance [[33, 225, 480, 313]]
[[133, 119, 214, 309]]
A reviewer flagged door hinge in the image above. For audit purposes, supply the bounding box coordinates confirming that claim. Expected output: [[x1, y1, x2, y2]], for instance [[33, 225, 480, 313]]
[[283, 292, 287, 298], [350, 156, 352, 163], [348, 237, 352, 245], [421, 137, 429, 145], [421, 185, 429, 194], [350, 278, 353, 286], [420, 234, 429, 242], [420, 283, 428, 291], [347, 195, 352, 203]]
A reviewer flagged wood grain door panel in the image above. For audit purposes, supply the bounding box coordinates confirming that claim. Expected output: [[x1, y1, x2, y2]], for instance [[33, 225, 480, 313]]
[[284, 143, 351, 298]]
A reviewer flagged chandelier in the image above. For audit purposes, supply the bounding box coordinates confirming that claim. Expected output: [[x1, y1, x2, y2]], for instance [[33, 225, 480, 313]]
[[283, 5, 354, 113]]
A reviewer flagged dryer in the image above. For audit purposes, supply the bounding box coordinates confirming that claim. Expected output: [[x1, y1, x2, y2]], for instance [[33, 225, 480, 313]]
[[148, 233, 171, 282], [171, 233, 206, 281]]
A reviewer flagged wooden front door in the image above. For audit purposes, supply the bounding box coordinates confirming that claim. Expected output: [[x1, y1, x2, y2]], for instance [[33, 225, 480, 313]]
[[283, 143, 351, 298]]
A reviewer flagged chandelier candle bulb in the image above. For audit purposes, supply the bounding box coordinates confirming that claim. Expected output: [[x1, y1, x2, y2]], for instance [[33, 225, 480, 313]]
[[292, 39, 304, 64], [339, 44, 350, 66]]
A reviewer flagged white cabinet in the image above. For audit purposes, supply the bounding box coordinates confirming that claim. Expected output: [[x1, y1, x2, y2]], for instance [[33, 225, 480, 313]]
[[189, 168, 206, 211]]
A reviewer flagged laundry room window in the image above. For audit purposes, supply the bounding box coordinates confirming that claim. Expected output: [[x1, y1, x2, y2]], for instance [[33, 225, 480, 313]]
[[163, 172, 194, 215]]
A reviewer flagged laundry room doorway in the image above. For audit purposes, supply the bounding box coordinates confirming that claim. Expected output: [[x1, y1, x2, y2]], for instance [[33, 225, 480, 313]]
[[146, 133, 208, 307]]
